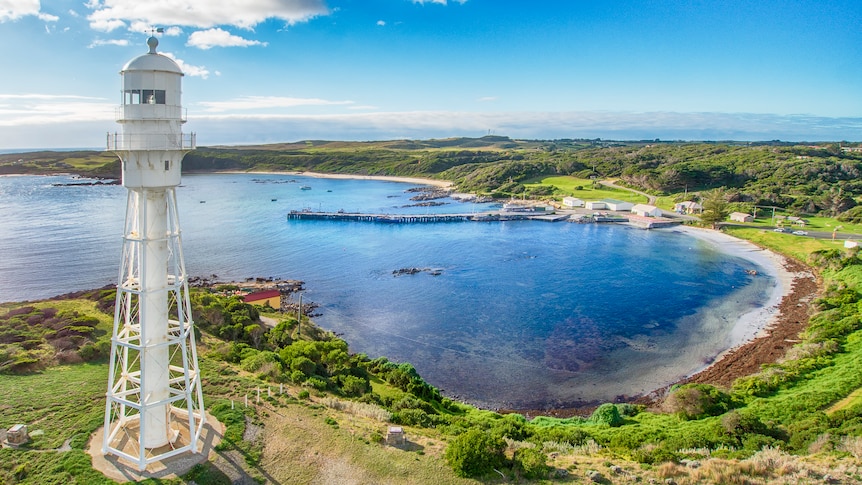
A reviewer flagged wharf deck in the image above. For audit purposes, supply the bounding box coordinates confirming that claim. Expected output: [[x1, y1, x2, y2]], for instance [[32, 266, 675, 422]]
[[287, 210, 540, 223]]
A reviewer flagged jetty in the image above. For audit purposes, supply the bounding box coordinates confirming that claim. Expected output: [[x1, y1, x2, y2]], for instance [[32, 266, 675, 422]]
[[287, 210, 680, 227], [287, 210, 531, 223]]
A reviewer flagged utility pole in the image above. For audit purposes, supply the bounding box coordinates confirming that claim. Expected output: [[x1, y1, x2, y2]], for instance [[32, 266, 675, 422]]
[[296, 293, 303, 337]]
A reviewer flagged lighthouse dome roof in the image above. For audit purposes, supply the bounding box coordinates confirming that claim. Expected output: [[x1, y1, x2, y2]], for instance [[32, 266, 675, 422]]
[[121, 36, 183, 75]]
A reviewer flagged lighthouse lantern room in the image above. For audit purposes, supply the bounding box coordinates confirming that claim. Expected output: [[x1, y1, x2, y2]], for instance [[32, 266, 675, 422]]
[[102, 35, 205, 471]]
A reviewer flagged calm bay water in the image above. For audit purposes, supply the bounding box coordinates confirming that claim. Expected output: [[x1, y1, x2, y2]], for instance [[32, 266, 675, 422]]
[[0, 173, 772, 408]]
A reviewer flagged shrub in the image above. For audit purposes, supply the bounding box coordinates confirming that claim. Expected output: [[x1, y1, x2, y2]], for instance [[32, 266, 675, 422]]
[[664, 384, 735, 420], [444, 428, 506, 478], [514, 447, 549, 479], [290, 369, 307, 383], [305, 376, 328, 391], [339, 374, 369, 397], [590, 403, 623, 426]]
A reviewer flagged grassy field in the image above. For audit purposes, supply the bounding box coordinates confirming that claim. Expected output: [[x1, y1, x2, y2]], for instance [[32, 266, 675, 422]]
[[526, 175, 648, 203], [723, 227, 848, 262]]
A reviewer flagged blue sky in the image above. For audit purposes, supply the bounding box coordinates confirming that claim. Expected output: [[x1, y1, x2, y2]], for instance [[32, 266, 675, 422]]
[[0, 0, 860, 149]]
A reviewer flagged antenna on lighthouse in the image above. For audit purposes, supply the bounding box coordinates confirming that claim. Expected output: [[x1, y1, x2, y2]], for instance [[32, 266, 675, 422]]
[[101, 36, 206, 472]]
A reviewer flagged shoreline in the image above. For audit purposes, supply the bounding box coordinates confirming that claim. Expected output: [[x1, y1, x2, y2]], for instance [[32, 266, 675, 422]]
[[514, 226, 815, 417], [673, 225, 795, 351], [229, 169, 811, 410], [219, 169, 454, 188]]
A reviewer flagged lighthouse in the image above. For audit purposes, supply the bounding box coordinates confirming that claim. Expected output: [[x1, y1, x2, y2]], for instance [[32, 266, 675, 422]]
[[102, 35, 205, 471]]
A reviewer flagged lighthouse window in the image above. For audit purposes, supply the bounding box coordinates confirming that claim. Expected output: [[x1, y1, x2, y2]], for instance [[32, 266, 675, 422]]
[[165, 160, 170, 171], [124, 89, 166, 105]]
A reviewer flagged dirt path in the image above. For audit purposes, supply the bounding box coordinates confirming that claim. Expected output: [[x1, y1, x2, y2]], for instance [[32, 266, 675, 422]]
[[601, 178, 656, 205]]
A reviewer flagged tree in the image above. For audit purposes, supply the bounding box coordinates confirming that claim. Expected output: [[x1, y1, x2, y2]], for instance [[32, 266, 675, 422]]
[[700, 188, 730, 229], [444, 428, 506, 478]]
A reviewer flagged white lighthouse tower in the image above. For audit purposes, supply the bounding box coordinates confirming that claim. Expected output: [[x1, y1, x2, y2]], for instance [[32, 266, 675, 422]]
[[102, 35, 205, 471]]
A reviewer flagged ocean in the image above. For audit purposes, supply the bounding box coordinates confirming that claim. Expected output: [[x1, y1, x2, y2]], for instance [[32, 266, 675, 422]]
[[0, 173, 773, 409]]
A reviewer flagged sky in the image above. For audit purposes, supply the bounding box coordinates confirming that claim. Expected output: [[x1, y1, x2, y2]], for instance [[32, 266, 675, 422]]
[[0, 0, 860, 149]]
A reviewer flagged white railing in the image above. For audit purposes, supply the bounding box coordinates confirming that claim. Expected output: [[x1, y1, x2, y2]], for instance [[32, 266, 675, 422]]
[[107, 132, 196, 151]]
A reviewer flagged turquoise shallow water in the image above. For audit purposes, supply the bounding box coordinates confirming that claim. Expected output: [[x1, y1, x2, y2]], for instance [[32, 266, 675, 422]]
[[0, 173, 773, 408]]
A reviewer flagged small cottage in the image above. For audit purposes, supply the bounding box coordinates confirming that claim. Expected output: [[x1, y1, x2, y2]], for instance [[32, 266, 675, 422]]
[[729, 212, 754, 223], [243, 289, 281, 308], [674, 201, 703, 214]]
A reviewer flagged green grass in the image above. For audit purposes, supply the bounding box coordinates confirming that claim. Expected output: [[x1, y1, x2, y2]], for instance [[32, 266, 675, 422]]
[[722, 227, 845, 262], [0, 363, 108, 450], [527, 175, 647, 203]]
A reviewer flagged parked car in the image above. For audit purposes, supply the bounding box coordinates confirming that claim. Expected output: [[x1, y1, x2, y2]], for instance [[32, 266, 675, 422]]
[[792, 230, 808, 236], [773, 228, 788, 233]]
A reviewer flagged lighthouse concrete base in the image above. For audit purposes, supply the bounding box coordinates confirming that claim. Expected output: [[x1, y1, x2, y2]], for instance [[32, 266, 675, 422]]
[[87, 411, 223, 483]]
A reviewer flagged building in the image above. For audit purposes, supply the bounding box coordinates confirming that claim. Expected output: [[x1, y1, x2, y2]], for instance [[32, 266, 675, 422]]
[[674, 201, 702, 214], [729, 212, 754, 223], [631, 204, 662, 217], [244, 289, 282, 308], [602, 199, 634, 211], [585, 201, 607, 210], [562, 197, 584, 208]]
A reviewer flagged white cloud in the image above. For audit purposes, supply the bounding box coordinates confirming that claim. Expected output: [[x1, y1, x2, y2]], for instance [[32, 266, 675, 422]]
[[159, 51, 211, 78], [0, 94, 113, 127], [90, 17, 125, 31], [86, 0, 329, 31], [0, 0, 56, 22], [163, 26, 182, 36], [376, 20, 385, 26], [88, 38, 130, 48], [198, 96, 354, 112], [187, 28, 267, 49]]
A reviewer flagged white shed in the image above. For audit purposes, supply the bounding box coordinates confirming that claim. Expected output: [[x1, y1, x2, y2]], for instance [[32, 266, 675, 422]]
[[729, 212, 754, 223], [631, 204, 662, 217], [562, 197, 584, 208], [585, 201, 607, 210], [603, 199, 634, 211]]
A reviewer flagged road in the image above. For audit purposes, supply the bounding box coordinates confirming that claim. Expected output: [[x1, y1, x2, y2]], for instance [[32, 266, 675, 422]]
[[600, 178, 656, 205]]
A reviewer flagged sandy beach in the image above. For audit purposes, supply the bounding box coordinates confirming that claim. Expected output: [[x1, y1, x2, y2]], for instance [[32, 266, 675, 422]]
[[674, 225, 798, 348]]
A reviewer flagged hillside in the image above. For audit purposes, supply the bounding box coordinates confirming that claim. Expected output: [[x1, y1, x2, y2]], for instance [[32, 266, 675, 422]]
[[3, 137, 861, 219]]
